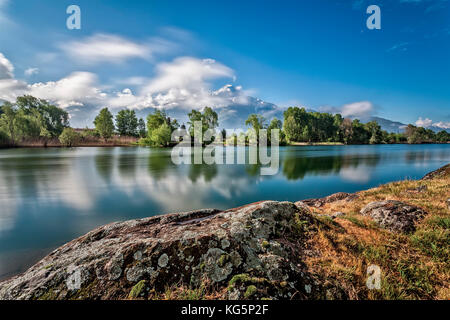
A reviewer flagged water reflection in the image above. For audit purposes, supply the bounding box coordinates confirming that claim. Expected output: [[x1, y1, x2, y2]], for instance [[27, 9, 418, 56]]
[[0, 144, 449, 280]]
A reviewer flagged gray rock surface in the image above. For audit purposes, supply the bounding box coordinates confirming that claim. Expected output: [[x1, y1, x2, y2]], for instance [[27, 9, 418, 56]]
[[360, 200, 427, 233]]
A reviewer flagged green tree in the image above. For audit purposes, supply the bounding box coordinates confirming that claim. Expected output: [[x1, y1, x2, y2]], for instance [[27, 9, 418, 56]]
[[150, 122, 172, 147], [16, 95, 69, 137], [59, 128, 81, 147], [94, 108, 115, 141], [0, 102, 18, 144], [245, 114, 266, 135], [187, 107, 219, 139], [147, 110, 168, 137], [283, 115, 300, 142], [115, 109, 138, 136], [138, 118, 146, 137], [436, 130, 450, 142]]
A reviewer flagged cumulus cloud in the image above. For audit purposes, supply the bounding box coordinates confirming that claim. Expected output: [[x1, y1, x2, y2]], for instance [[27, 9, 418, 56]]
[[0, 53, 28, 102], [416, 117, 450, 129], [29, 72, 106, 108], [59, 33, 153, 65], [0, 52, 244, 120], [106, 57, 236, 111], [0, 52, 14, 79], [143, 57, 234, 93]]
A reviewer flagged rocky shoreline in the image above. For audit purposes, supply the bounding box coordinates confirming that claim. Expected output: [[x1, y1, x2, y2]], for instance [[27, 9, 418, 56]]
[[0, 164, 448, 300]]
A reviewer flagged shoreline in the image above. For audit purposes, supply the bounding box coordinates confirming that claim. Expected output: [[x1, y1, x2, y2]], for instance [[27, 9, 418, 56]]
[[1, 141, 449, 150]]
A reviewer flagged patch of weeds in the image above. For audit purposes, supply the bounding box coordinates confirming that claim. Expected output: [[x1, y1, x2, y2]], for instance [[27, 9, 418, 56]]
[[410, 228, 449, 262]]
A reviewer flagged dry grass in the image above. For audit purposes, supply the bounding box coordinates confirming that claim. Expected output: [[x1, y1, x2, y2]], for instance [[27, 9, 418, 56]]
[[304, 168, 449, 300]]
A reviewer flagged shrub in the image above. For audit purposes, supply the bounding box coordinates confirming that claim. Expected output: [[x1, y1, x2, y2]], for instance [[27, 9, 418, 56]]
[[59, 128, 81, 147]]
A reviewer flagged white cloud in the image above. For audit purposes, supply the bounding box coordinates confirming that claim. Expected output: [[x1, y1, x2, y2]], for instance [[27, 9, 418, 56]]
[[29, 72, 106, 108], [24, 67, 39, 76], [433, 121, 450, 129], [416, 117, 450, 129], [341, 101, 374, 118], [143, 57, 234, 93], [59, 33, 152, 65], [415, 117, 433, 127], [0, 52, 14, 79]]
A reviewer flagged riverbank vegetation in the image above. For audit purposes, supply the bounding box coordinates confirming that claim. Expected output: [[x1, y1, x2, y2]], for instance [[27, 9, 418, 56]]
[[1, 96, 449, 148], [302, 164, 450, 300]]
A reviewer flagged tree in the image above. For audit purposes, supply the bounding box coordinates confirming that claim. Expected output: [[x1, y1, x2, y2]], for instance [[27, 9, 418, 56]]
[[365, 121, 383, 144], [0, 102, 18, 144], [245, 114, 266, 135], [283, 115, 300, 142], [150, 122, 172, 147], [147, 110, 168, 137], [187, 107, 219, 139], [436, 130, 450, 142], [138, 118, 146, 138], [94, 108, 115, 141], [16, 95, 69, 137], [116, 109, 138, 136], [59, 128, 81, 147]]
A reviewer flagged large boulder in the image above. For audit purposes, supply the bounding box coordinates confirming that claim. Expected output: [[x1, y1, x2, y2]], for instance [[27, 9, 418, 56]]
[[0, 201, 319, 300], [360, 200, 427, 233]]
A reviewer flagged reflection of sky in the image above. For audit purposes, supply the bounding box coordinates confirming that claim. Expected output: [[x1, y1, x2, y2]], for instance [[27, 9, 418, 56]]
[[0, 144, 449, 279]]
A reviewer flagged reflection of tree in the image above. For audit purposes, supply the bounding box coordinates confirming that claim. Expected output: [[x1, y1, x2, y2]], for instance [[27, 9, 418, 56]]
[[188, 164, 218, 183], [95, 148, 114, 183], [282, 151, 380, 181], [117, 149, 137, 178], [1, 149, 71, 196], [147, 151, 175, 180], [245, 163, 261, 177]]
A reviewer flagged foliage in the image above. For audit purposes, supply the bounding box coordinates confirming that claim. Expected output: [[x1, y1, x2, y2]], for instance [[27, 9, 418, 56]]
[[138, 118, 146, 137], [141, 110, 179, 147], [59, 128, 81, 147], [0, 96, 69, 144], [115, 109, 138, 136], [187, 107, 218, 140], [94, 108, 115, 141]]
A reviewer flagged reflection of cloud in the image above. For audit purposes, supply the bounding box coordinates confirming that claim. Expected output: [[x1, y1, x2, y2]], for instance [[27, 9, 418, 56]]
[[340, 166, 372, 183]]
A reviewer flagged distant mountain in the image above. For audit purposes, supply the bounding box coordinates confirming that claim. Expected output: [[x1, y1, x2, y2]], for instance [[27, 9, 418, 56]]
[[366, 116, 407, 133], [363, 116, 449, 133]]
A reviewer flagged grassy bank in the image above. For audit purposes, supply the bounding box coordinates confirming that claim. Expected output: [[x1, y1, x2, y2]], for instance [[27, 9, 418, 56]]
[[0, 135, 139, 149], [303, 165, 449, 300]]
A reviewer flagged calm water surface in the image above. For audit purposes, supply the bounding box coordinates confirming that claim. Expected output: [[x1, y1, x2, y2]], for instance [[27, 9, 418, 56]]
[[0, 144, 449, 280]]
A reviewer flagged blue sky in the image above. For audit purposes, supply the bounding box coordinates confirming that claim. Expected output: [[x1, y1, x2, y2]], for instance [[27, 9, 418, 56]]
[[0, 0, 449, 128]]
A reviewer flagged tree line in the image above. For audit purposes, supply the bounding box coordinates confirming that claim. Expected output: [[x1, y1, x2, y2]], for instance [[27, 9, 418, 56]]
[[1, 96, 449, 148]]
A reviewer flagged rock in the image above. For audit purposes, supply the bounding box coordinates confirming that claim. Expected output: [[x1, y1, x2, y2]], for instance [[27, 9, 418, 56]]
[[360, 200, 427, 233], [0, 201, 319, 300], [421, 164, 450, 180], [302, 192, 358, 208], [447, 198, 450, 210]]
